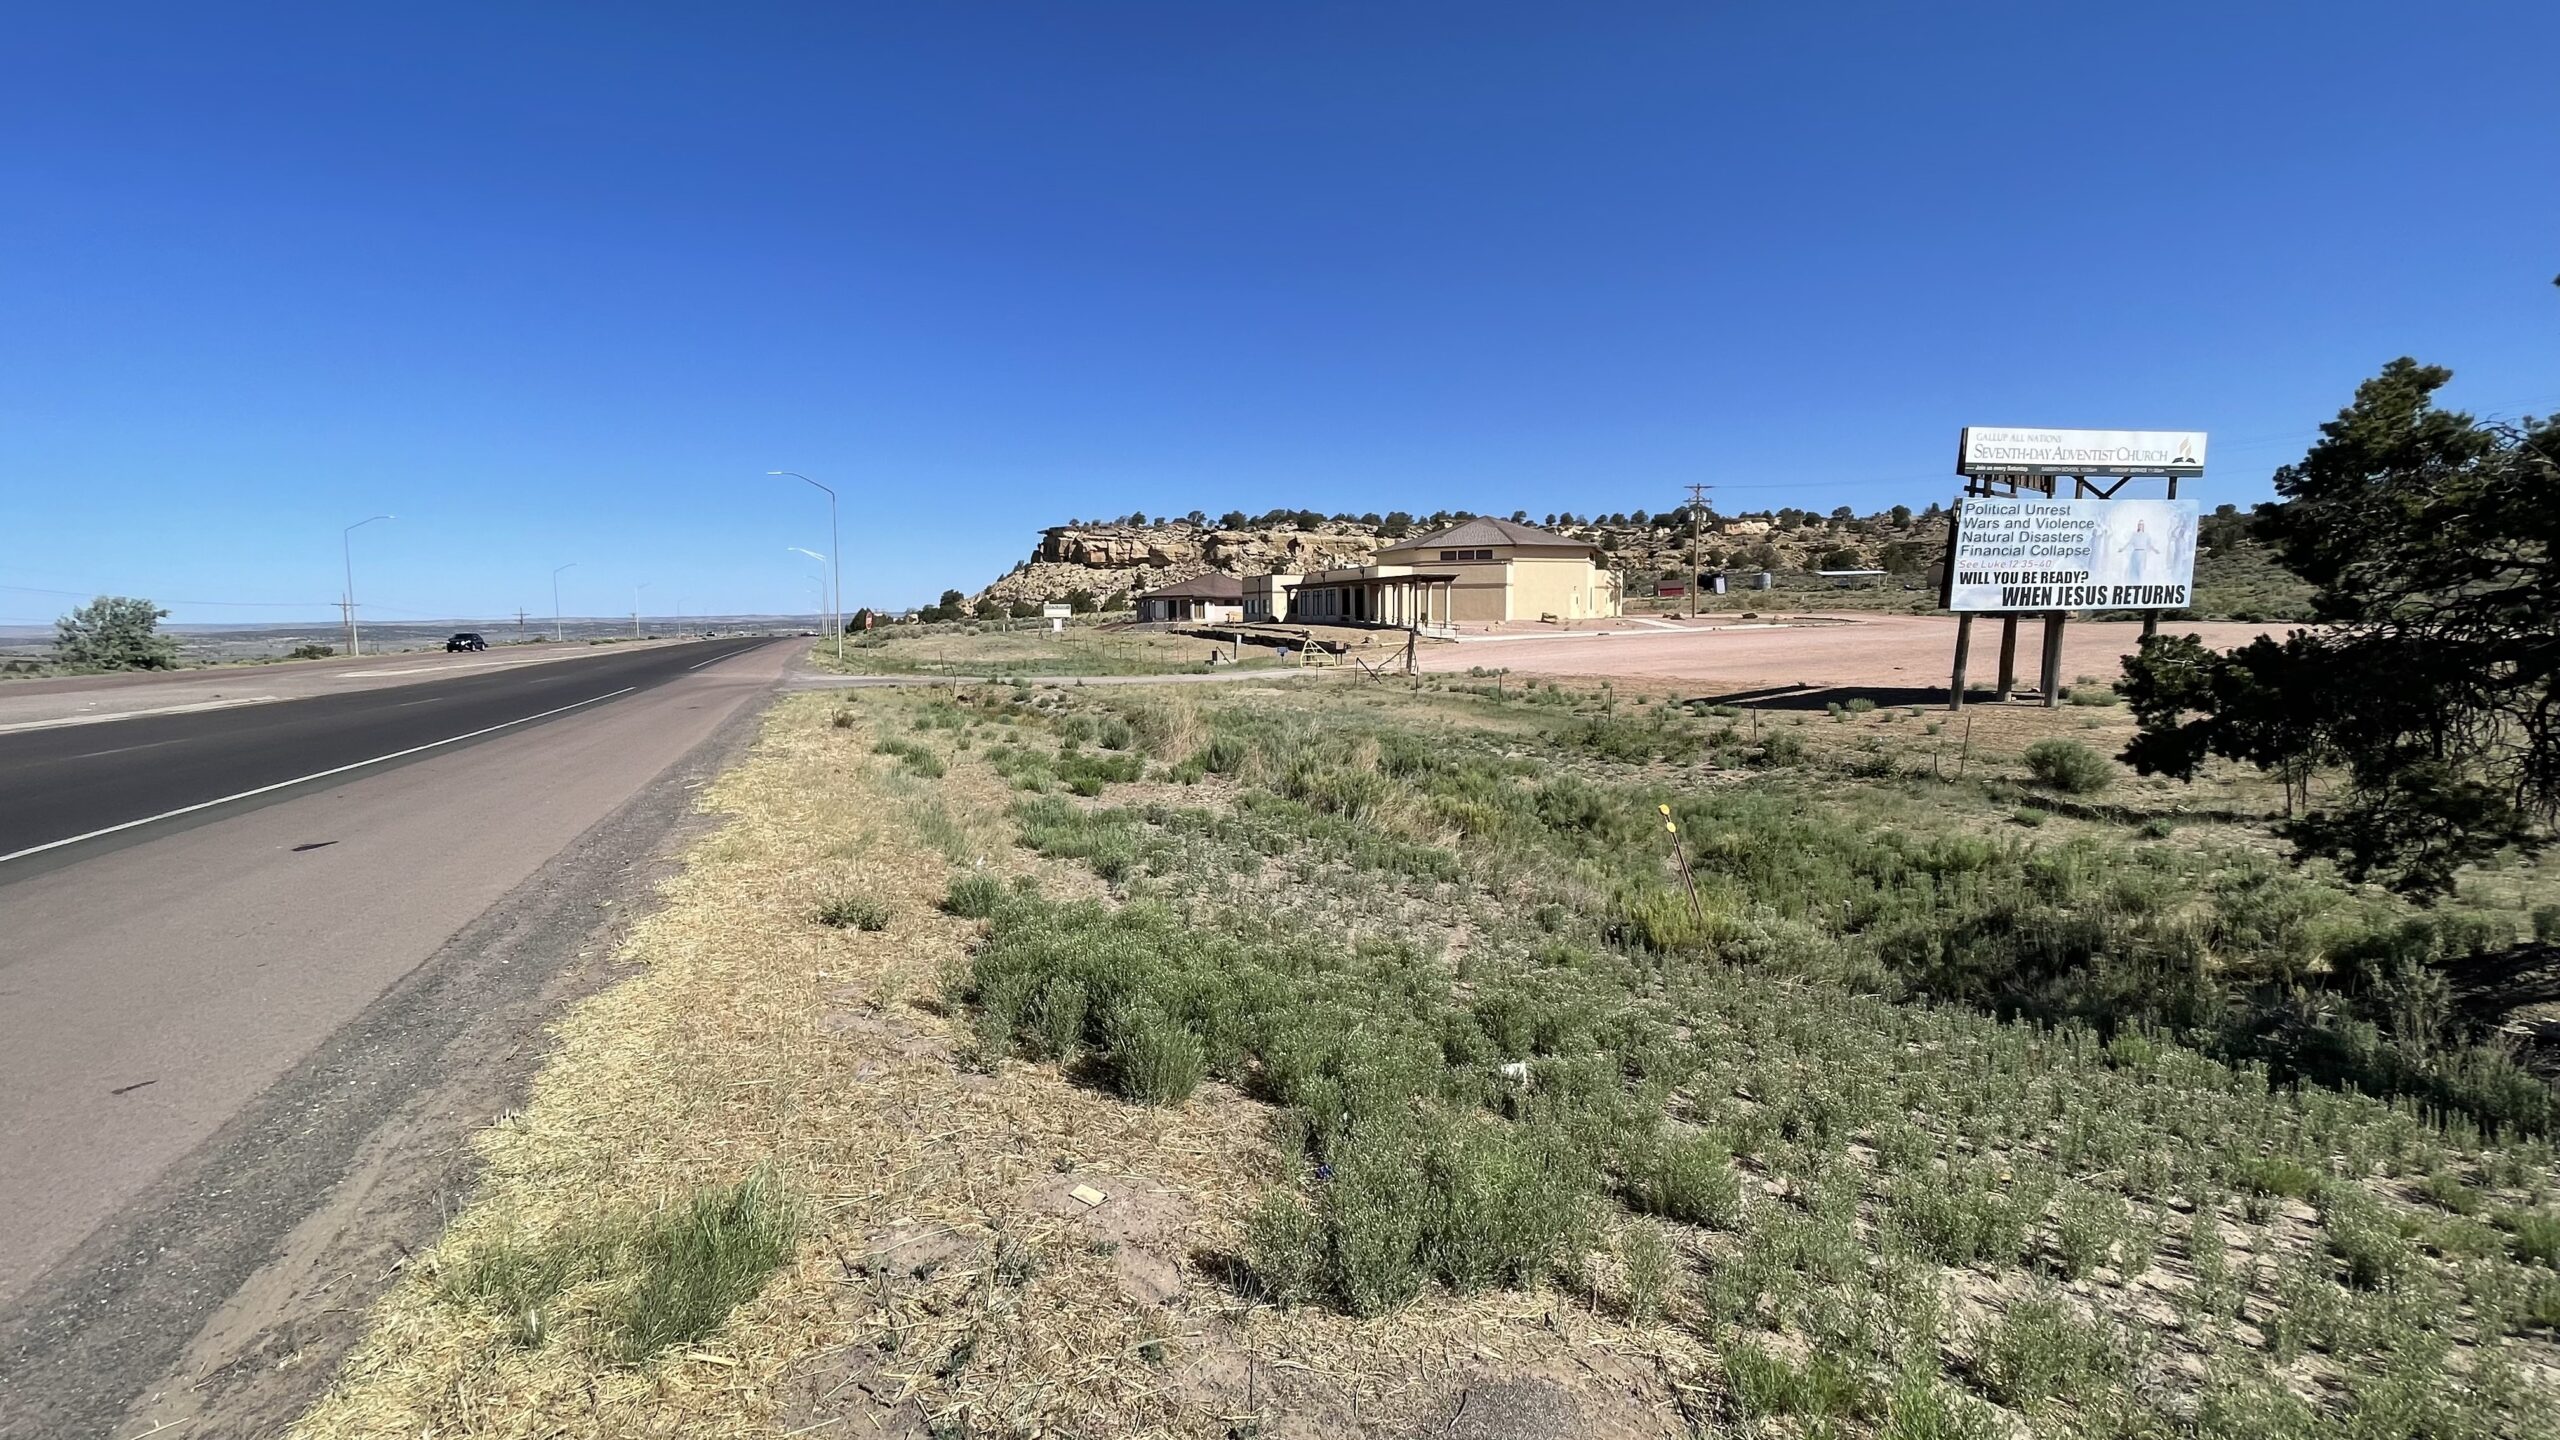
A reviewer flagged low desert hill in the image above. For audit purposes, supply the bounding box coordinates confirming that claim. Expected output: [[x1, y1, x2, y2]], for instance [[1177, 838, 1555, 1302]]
[[973, 506, 1949, 610], [964, 503, 2310, 622]]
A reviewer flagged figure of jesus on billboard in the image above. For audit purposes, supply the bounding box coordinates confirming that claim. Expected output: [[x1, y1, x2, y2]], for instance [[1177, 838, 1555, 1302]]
[[2119, 518, 2163, 582]]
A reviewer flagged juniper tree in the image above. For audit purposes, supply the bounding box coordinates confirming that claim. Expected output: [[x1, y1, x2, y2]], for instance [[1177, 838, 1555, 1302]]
[[53, 595, 178, 671], [2121, 356, 2556, 896]]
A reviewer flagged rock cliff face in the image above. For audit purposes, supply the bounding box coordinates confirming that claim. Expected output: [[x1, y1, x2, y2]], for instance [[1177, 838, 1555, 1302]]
[[981, 523, 1386, 608], [970, 512, 1951, 610]]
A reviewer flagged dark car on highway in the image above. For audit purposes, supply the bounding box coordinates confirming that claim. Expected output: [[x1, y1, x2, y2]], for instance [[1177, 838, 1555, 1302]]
[[445, 632, 488, 652]]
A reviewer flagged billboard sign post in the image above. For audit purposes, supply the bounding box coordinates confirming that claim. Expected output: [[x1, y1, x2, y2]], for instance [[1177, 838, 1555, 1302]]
[[1943, 426, 2205, 713]]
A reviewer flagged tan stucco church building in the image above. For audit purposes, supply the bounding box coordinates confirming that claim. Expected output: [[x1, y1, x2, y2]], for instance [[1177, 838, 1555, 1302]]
[[1242, 518, 1622, 627]]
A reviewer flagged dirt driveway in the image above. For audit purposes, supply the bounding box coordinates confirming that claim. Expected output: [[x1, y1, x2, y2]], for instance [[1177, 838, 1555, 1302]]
[[1418, 613, 2287, 700]]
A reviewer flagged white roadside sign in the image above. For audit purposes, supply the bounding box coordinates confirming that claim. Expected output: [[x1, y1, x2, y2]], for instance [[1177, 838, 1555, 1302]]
[[1946, 497, 2200, 612], [1959, 427, 2207, 476]]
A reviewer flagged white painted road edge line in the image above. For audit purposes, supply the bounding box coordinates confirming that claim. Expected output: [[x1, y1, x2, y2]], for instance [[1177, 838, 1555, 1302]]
[[0, 686, 639, 866], [0, 694, 285, 736]]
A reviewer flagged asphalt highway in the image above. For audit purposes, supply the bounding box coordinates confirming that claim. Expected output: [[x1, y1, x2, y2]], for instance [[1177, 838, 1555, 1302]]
[[0, 636, 776, 871], [0, 635, 793, 1438]]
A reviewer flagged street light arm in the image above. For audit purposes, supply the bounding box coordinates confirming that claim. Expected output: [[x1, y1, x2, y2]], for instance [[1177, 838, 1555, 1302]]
[[768, 469, 834, 501], [770, 471, 843, 661]]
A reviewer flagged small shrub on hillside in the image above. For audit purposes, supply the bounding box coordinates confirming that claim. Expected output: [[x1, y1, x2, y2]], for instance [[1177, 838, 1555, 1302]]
[[2023, 739, 2113, 794], [1846, 697, 1878, 714], [1243, 1187, 1323, 1304], [943, 872, 1005, 919], [2422, 1169, 2482, 1215], [1105, 1001, 1205, 1104], [1620, 1219, 1673, 1323], [2319, 1187, 2415, 1289], [1624, 1132, 1745, 1228], [1723, 1340, 1865, 1421], [1025, 976, 1089, 1059], [1560, 714, 1700, 764], [1881, 1368, 2002, 1440], [1755, 729, 1807, 767], [288, 642, 336, 660], [2231, 1155, 2322, 1200], [815, 893, 890, 931], [2067, 683, 2122, 707], [1096, 716, 1136, 751], [872, 738, 947, 779], [1200, 732, 1249, 774], [2500, 1207, 2560, 1268], [1321, 1127, 1429, 1316], [1415, 1122, 1590, 1293], [1971, 1291, 2120, 1408], [2053, 1184, 2128, 1279], [2534, 904, 2559, 944]]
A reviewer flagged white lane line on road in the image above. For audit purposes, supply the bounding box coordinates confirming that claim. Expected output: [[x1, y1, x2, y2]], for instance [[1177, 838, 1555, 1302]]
[[0, 687, 639, 866], [686, 648, 742, 670], [0, 695, 285, 736], [65, 736, 197, 762]]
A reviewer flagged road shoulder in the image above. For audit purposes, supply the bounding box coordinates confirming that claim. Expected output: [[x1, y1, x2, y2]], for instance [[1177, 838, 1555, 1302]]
[[0, 679, 776, 1440]]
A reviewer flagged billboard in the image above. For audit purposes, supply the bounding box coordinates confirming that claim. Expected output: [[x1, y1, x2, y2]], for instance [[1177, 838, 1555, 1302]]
[[1958, 427, 2206, 477], [1944, 497, 2199, 612]]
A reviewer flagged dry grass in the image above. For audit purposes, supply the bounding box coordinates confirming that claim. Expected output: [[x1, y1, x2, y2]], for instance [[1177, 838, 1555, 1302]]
[[291, 693, 1713, 1439]]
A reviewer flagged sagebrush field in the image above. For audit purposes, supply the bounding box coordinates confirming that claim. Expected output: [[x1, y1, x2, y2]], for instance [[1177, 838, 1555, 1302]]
[[298, 665, 2560, 1438]]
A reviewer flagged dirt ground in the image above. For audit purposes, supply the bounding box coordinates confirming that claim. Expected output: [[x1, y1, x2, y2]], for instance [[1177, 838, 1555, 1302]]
[[1420, 613, 2285, 699]]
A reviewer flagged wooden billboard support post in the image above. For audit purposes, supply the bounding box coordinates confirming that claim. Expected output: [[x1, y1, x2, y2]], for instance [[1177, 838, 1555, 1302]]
[[2040, 611, 2068, 706], [1994, 617, 2020, 700], [1949, 613, 1975, 711]]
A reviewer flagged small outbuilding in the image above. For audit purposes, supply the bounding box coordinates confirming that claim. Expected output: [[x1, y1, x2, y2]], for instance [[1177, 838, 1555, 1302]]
[[1133, 572, 1245, 624]]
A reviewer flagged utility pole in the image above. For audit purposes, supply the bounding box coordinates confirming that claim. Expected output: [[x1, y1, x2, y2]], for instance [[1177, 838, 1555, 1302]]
[[1684, 483, 1711, 620], [633, 581, 648, 640], [514, 608, 530, 643]]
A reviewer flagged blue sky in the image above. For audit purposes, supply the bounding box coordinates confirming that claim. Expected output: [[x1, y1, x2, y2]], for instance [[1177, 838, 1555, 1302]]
[[4, 2, 2553, 622]]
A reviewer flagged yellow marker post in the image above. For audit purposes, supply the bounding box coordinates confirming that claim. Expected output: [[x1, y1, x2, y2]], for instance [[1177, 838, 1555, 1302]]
[[1659, 802, 1707, 930]]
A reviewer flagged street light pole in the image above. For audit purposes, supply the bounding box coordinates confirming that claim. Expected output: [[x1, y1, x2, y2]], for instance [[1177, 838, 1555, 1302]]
[[769, 471, 841, 662], [341, 514, 393, 657], [787, 546, 833, 641], [553, 563, 577, 642]]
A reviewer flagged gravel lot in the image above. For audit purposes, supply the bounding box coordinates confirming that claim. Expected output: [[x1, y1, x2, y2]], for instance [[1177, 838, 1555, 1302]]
[[1419, 612, 2286, 697]]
